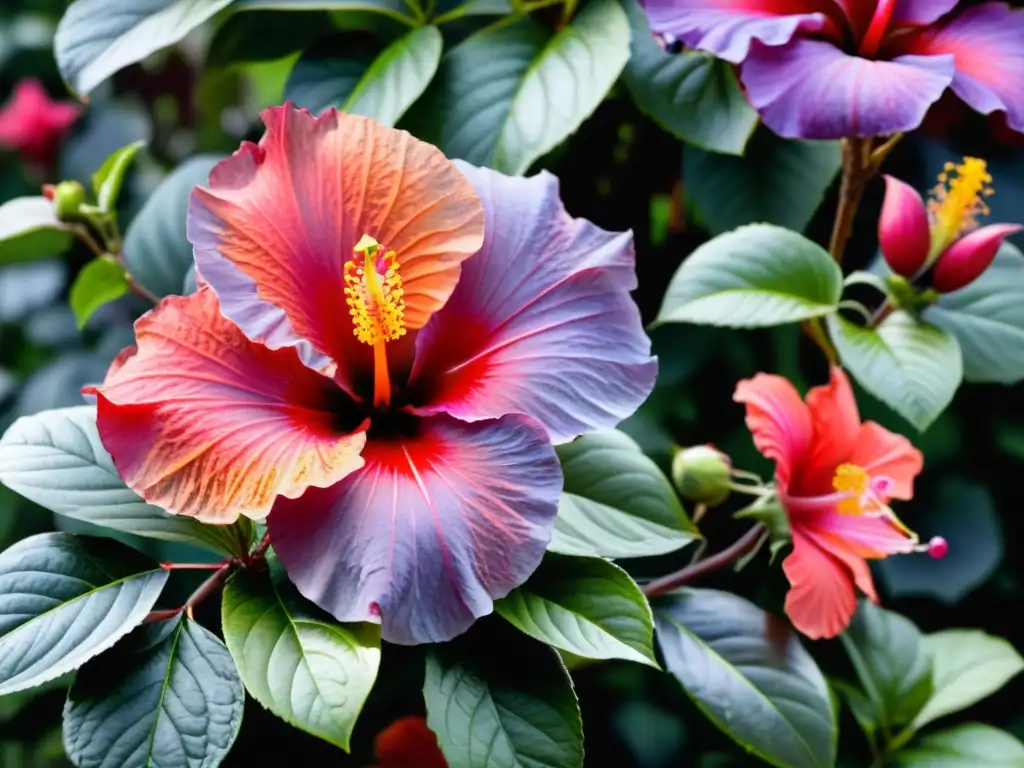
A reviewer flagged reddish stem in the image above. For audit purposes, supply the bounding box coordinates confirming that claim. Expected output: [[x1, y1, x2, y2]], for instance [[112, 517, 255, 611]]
[[641, 525, 767, 599], [160, 561, 226, 571], [145, 562, 236, 623]]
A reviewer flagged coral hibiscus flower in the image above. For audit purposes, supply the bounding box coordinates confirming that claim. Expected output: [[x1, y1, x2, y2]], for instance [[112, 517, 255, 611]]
[[644, 0, 1024, 139], [734, 367, 943, 639], [90, 105, 656, 645]]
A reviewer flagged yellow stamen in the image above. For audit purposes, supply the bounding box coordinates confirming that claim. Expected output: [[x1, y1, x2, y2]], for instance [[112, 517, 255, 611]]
[[833, 463, 870, 515], [927, 157, 994, 258]]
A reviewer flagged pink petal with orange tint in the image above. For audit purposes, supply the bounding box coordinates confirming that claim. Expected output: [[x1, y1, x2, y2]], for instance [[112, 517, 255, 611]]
[[734, 373, 812, 488], [813, 512, 917, 559], [846, 421, 923, 500], [782, 529, 858, 639], [799, 366, 861, 494], [95, 287, 367, 523]]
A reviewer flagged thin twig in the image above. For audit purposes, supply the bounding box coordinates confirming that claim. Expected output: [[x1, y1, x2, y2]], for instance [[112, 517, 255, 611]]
[[641, 525, 767, 599]]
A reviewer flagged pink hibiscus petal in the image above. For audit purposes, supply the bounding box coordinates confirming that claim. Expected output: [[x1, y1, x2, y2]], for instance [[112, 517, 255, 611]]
[[268, 413, 562, 645], [734, 373, 812, 488], [407, 165, 656, 444], [845, 421, 923, 500], [800, 366, 862, 495], [812, 512, 917, 559], [94, 287, 367, 523], [782, 529, 859, 639]]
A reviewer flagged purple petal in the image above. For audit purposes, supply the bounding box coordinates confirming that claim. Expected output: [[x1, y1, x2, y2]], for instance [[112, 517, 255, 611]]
[[740, 38, 954, 138], [643, 0, 841, 63], [407, 163, 657, 444], [268, 413, 562, 645], [890, 0, 957, 25], [886, 3, 1024, 133]]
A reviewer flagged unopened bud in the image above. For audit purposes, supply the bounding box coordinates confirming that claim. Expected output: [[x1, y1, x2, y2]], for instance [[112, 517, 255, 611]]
[[879, 175, 930, 279], [51, 180, 86, 221], [671, 445, 731, 507]]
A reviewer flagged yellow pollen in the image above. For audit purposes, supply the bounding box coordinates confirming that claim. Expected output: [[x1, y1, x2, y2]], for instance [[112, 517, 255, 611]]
[[927, 157, 994, 256], [344, 234, 406, 345], [833, 463, 869, 515]]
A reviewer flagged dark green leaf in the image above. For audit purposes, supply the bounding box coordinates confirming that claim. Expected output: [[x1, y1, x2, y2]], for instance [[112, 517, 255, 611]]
[[63, 615, 244, 767], [54, 0, 235, 96], [550, 430, 698, 559], [894, 724, 1024, 767], [0, 406, 255, 557], [234, 0, 416, 25], [284, 26, 442, 125], [0, 197, 73, 264], [69, 257, 129, 329], [91, 140, 145, 213], [412, 0, 629, 174], [827, 311, 961, 431], [831, 679, 878, 738], [222, 555, 380, 750], [123, 154, 224, 299], [424, 622, 584, 768], [840, 601, 932, 730], [684, 128, 841, 234], [653, 588, 836, 768], [656, 224, 842, 328], [913, 630, 1023, 729], [621, 0, 755, 155], [0, 533, 167, 695], [206, 10, 338, 69], [496, 553, 658, 667]]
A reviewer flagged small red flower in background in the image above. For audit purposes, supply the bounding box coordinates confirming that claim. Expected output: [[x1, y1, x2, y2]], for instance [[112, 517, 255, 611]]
[[879, 157, 1022, 292], [0, 78, 81, 168], [370, 717, 446, 768], [734, 367, 945, 640]]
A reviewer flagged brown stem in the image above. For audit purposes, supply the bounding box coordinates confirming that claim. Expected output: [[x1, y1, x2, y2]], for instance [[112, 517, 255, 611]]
[[828, 137, 876, 265], [641, 524, 767, 599], [144, 562, 235, 624]]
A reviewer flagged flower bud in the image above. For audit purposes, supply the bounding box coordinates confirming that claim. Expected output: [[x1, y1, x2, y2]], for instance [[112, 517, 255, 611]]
[[51, 180, 86, 221], [671, 445, 731, 507], [879, 175, 930, 278], [931, 223, 1023, 293]]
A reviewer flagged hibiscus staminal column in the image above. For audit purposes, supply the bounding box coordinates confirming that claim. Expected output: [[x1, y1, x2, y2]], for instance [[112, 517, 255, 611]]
[[926, 157, 994, 261], [345, 234, 407, 408]]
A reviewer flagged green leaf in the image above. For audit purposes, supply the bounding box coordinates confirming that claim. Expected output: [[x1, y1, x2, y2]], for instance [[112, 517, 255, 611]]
[[831, 679, 878, 739], [412, 0, 629, 174], [496, 553, 658, 667], [424, 622, 584, 768], [549, 430, 699, 559], [926, 241, 1024, 384], [123, 154, 224, 299], [684, 128, 841, 234], [0, 406, 255, 557], [234, 0, 416, 25], [0, 532, 167, 695], [0, 197, 74, 264], [63, 615, 244, 767], [54, 0, 235, 96], [621, 0, 755, 155], [69, 257, 129, 329], [894, 724, 1024, 767], [206, 10, 338, 69], [656, 224, 842, 328], [913, 630, 1024, 729], [222, 555, 380, 750], [91, 140, 145, 213], [840, 600, 932, 730], [827, 311, 962, 432], [653, 589, 836, 768], [285, 26, 442, 125]]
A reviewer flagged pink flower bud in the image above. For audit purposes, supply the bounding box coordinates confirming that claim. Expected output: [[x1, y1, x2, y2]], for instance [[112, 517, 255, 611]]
[[931, 223, 1023, 293], [0, 79, 81, 168], [879, 175, 931, 278], [927, 536, 948, 559]]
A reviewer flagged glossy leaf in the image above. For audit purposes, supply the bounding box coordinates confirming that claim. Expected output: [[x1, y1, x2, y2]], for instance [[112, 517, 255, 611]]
[[653, 588, 836, 768], [684, 129, 841, 234], [840, 601, 932, 730], [222, 555, 380, 751], [549, 430, 699, 559], [413, 0, 629, 174], [0, 533, 167, 695], [0, 197, 73, 264], [123, 154, 224, 299], [0, 406, 255, 557], [828, 311, 962, 432], [63, 615, 244, 767], [69, 257, 129, 329], [894, 724, 1024, 767], [284, 26, 441, 125], [496, 553, 658, 667], [234, 0, 415, 24], [913, 630, 1023, 729], [424, 622, 584, 768], [656, 224, 842, 328], [621, 0, 755, 155], [54, 0, 235, 96], [91, 140, 145, 213]]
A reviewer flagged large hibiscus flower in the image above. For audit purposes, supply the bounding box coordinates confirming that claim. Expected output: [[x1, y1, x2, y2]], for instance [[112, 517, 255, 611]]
[[91, 105, 657, 644]]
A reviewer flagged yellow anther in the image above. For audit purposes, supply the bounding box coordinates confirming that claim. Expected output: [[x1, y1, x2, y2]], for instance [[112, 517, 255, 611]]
[[927, 157, 994, 256], [344, 235, 406, 346], [833, 463, 869, 515]]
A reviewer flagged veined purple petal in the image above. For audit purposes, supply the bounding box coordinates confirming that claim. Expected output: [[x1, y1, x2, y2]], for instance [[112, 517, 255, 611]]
[[740, 38, 954, 138], [407, 163, 657, 444], [644, 0, 842, 63], [268, 413, 562, 645]]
